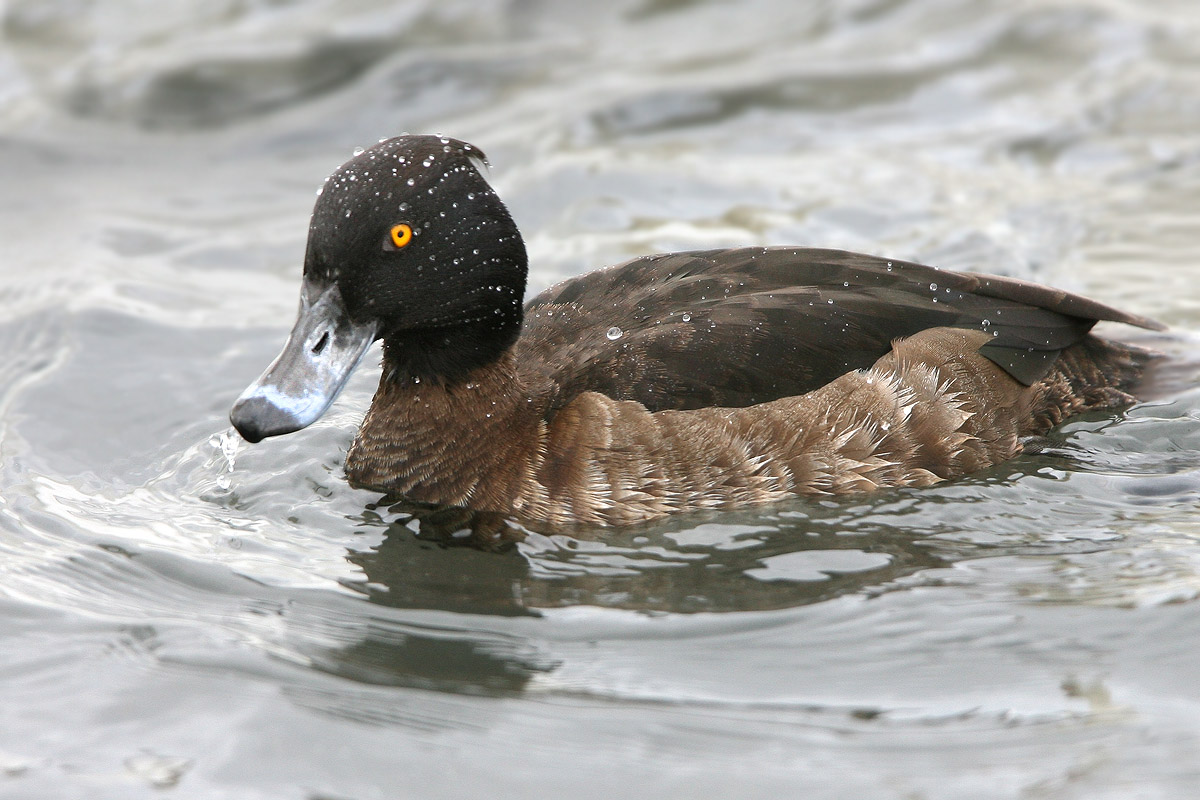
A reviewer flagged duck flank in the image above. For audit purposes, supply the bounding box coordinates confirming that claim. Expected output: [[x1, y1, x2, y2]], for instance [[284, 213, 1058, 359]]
[[344, 326, 1146, 526]]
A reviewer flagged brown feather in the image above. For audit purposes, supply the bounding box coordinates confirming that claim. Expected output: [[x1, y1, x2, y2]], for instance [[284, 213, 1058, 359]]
[[346, 326, 1155, 527], [517, 247, 1162, 415]]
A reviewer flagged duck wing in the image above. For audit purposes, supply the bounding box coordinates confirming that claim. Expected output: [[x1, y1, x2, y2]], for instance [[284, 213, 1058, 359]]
[[516, 247, 1162, 413]]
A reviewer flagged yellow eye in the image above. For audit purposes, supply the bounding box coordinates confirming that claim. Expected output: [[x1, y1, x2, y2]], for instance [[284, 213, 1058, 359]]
[[388, 223, 413, 248]]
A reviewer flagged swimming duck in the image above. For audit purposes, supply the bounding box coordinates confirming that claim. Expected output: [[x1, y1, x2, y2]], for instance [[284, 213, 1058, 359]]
[[230, 135, 1162, 527]]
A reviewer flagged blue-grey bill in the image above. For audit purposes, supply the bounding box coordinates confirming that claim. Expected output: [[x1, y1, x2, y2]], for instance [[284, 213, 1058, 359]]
[[230, 284, 378, 443]]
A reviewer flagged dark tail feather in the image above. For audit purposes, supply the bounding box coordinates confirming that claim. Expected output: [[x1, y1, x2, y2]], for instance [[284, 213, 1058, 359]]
[[1022, 336, 1157, 435]]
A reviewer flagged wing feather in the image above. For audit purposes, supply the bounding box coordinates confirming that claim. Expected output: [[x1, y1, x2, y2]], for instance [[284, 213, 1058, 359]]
[[516, 247, 1161, 413]]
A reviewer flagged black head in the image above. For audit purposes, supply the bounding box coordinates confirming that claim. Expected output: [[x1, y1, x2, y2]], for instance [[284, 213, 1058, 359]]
[[230, 135, 528, 443], [305, 135, 528, 382]]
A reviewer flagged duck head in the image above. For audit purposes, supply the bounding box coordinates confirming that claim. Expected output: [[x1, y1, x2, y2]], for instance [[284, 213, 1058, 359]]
[[230, 135, 527, 443]]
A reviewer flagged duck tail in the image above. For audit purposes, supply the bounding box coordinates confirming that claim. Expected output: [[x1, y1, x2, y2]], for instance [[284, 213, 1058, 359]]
[[1022, 335, 1158, 435]]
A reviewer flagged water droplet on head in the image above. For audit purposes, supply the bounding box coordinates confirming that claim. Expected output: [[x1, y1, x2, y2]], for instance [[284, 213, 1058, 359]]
[[606, 326, 623, 341], [981, 319, 991, 328], [353, 146, 365, 156], [406, 178, 415, 186], [929, 283, 938, 291], [681, 312, 692, 322]]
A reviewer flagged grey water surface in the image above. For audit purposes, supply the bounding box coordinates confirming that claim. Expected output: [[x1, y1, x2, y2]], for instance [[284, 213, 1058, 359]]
[[2, 1, 1200, 798]]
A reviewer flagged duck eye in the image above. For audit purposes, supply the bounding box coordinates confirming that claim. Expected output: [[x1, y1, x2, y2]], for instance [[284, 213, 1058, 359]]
[[387, 223, 413, 249]]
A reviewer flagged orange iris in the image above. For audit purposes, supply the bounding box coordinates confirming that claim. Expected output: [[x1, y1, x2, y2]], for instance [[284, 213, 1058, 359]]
[[389, 223, 413, 248]]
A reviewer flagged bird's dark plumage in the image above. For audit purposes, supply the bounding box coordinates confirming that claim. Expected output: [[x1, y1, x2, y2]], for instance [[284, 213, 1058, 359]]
[[517, 246, 1160, 416], [230, 135, 1163, 527]]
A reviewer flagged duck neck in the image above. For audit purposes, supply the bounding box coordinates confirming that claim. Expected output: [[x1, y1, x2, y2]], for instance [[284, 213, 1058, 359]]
[[344, 346, 543, 513], [377, 312, 524, 386]]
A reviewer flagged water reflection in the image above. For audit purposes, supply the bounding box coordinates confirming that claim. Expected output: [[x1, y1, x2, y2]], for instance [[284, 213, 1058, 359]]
[[300, 618, 550, 697], [343, 496, 954, 615]]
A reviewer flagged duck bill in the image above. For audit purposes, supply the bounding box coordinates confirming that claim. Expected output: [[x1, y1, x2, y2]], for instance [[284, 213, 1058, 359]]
[[230, 282, 378, 443]]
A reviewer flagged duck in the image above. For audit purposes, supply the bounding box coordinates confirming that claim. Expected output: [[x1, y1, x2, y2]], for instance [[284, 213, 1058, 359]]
[[230, 134, 1163, 527]]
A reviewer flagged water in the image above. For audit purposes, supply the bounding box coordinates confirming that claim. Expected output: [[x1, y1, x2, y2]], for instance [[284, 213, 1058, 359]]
[[2, 0, 1200, 797]]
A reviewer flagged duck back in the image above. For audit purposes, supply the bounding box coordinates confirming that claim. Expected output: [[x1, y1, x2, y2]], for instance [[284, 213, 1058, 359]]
[[517, 247, 1160, 416]]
